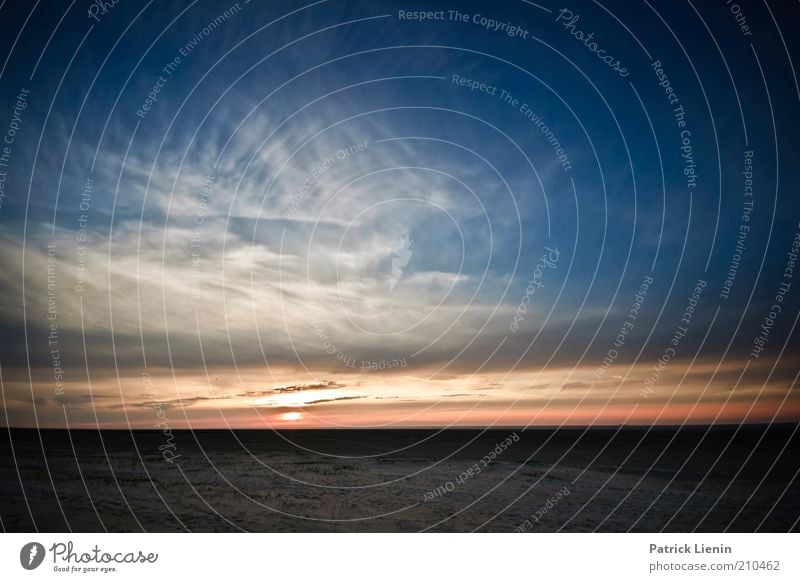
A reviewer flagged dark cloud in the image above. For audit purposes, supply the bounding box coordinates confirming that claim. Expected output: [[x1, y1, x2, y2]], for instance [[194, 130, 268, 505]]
[[267, 381, 346, 394], [301, 396, 367, 405], [560, 382, 591, 390]]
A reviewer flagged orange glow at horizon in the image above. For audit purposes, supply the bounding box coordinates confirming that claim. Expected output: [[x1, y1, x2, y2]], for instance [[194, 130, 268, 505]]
[[3, 361, 798, 429]]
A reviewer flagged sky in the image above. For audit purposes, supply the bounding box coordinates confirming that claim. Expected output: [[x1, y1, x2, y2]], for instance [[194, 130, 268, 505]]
[[0, 0, 798, 429]]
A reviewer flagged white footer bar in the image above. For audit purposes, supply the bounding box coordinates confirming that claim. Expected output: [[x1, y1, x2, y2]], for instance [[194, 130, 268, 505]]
[[1, 533, 796, 581]]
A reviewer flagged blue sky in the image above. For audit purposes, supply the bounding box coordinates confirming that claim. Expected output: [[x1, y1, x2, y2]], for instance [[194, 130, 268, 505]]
[[1, 0, 798, 427]]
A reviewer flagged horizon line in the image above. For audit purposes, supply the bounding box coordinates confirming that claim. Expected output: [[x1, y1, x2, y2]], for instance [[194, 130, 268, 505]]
[[3, 421, 797, 431]]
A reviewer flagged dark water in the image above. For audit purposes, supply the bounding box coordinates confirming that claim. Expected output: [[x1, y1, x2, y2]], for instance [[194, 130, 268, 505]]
[[1, 425, 798, 532]]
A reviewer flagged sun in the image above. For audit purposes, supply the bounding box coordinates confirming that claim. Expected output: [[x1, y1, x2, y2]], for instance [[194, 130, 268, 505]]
[[280, 412, 303, 422]]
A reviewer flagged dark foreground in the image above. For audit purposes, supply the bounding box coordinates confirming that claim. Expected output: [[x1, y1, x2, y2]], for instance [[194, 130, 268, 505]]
[[1, 425, 798, 532]]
